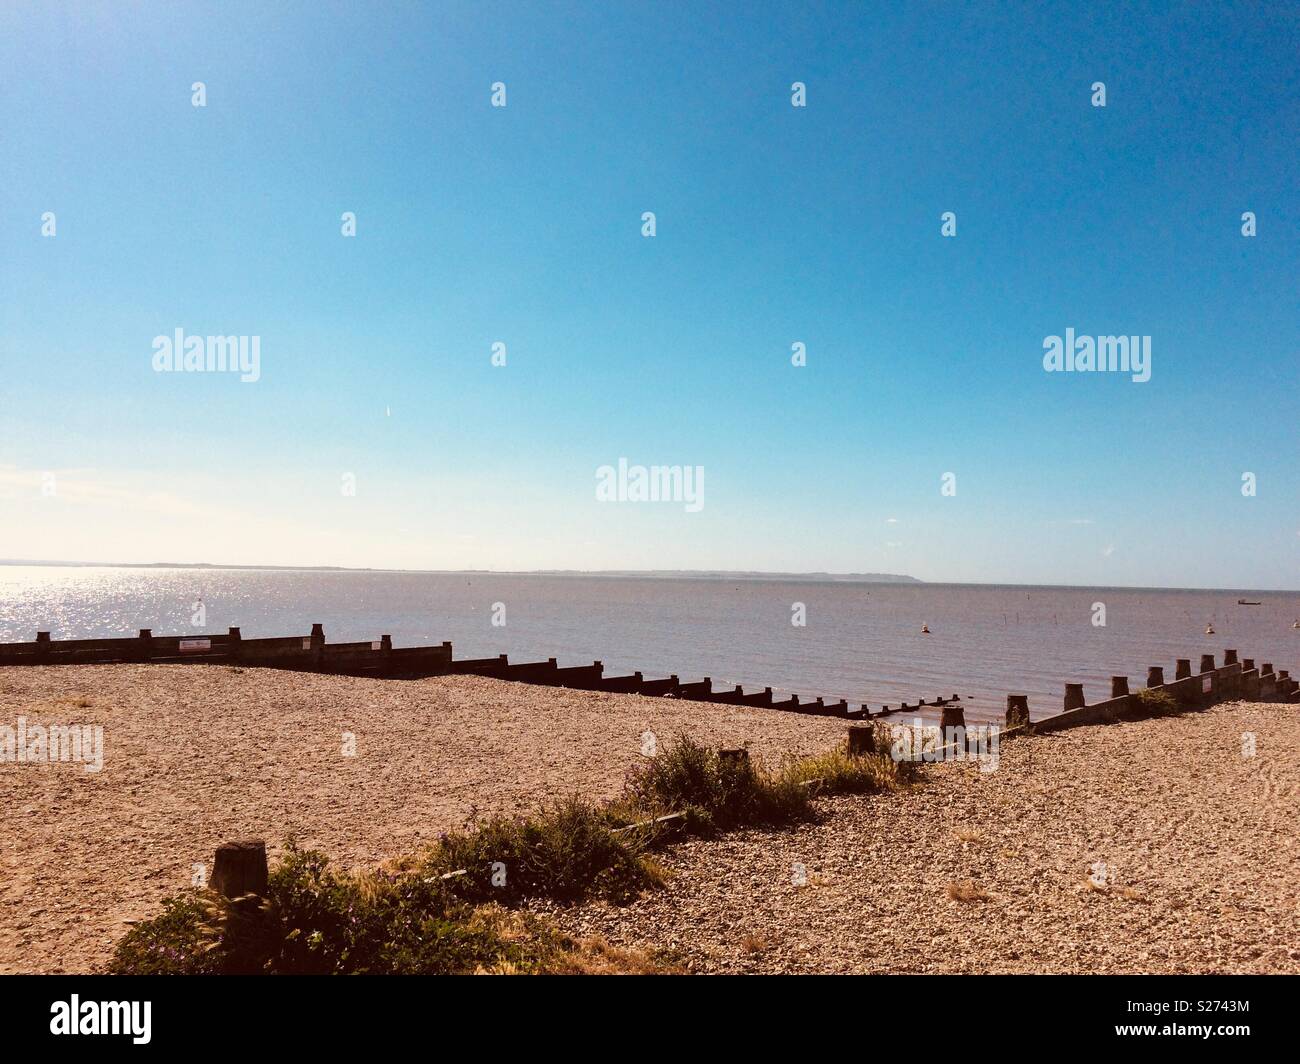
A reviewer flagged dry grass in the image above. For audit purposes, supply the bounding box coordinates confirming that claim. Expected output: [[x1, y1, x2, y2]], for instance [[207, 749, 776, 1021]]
[[548, 935, 684, 975]]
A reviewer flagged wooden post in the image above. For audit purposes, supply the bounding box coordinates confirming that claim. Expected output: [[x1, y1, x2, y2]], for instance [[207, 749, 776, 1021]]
[[35, 631, 51, 662], [210, 840, 268, 898], [1064, 683, 1085, 711], [1199, 653, 1215, 673], [310, 623, 325, 669], [380, 633, 393, 675], [1261, 663, 1274, 676], [1223, 649, 1238, 666], [1175, 659, 1192, 680], [1146, 666, 1165, 687], [228, 626, 242, 663], [137, 628, 154, 663], [1111, 676, 1130, 697], [940, 702, 966, 755], [1243, 658, 1255, 672], [847, 726, 875, 757], [1006, 694, 1030, 729]]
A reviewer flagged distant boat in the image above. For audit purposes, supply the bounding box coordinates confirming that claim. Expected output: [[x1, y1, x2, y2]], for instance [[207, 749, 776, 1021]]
[[1238, 599, 1261, 606], [920, 623, 931, 634], [1293, 620, 1300, 630], [1204, 624, 1215, 634]]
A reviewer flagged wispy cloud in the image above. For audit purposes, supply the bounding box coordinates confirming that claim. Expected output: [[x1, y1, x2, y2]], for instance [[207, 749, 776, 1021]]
[[0, 466, 230, 521]]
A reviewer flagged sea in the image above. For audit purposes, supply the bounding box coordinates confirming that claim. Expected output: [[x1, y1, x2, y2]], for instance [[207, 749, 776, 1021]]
[[1, 566, 1296, 722]]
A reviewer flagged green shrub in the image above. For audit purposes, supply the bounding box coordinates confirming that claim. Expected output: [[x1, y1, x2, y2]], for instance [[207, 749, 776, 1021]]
[[426, 795, 653, 904], [1133, 686, 1180, 716], [783, 744, 916, 795], [109, 845, 578, 975], [614, 734, 811, 834], [109, 894, 223, 975]]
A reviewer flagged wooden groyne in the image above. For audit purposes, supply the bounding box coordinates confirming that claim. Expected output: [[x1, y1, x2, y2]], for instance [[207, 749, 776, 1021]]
[[0, 629, 1293, 726], [999, 650, 1298, 738], [0, 626, 956, 720]]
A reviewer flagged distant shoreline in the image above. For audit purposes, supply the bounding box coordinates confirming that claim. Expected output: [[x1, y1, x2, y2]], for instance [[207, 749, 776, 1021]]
[[1, 560, 1298, 593], [0, 560, 921, 584]]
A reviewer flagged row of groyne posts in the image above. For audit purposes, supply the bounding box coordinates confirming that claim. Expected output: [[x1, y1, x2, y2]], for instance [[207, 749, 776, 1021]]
[[0, 625, 963, 719], [0, 628, 1295, 725], [995, 649, 1298, 738]]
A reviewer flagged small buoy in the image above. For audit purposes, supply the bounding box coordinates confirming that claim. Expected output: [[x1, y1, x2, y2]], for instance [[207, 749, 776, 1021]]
[[920, 623, 930, 634], [1205, 624, 1215, 635]]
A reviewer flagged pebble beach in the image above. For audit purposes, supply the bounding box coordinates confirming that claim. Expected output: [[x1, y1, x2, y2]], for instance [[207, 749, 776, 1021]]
[[1, 664, 1296, 974]]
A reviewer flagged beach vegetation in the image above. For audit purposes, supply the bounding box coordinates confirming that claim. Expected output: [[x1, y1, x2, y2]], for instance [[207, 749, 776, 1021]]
[[109, 731, 911, 974], [108, 843, 676, 975], [1133, 686, 1181, 716]]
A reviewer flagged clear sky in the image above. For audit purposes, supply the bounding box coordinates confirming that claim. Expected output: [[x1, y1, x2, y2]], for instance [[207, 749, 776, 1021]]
[[0, 1, 1296, 587]]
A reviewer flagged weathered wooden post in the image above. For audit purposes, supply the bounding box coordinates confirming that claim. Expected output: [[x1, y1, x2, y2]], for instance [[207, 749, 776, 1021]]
[[1199, 653, 1215, 673], [1111, 676, 1130, 697], [1261, 663, 1274, 676], [1175, 659, 1192, 680], [137, 628, 154, 663], [1147, 666, 1165, 687], [1006, 694, 1030, 730], [940, 702, 966, 755], [1223, 649, 1238, 666], [227, 626, 242, 663], [35, 631, 51, 662], [1241, 659, 1260, 698], [380, 633, 393, 675], [210, 840, 268, 898], [1064, 683, 1085, 711], [847, 725, 876, 757], [310, 623, 325, 669]]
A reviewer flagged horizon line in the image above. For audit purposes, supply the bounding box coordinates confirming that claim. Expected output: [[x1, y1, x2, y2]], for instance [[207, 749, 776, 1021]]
[[2, 559, 1297, 595]]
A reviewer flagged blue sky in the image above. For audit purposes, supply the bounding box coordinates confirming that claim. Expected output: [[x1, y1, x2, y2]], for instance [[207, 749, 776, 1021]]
[[0, 1, 1296, 587]]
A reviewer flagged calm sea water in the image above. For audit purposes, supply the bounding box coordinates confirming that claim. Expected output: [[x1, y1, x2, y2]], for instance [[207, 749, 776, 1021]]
[[2, 566, 1297, 722]]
